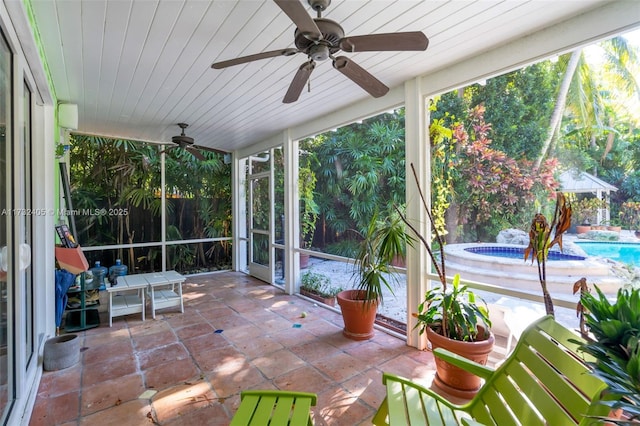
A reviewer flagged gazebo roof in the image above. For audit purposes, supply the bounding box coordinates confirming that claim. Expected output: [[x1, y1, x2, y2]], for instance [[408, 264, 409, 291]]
[[559, 169, 618, 194]]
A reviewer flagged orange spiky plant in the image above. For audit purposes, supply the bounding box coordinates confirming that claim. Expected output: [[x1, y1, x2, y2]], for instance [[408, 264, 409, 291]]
[[524, 192, 572, 317]]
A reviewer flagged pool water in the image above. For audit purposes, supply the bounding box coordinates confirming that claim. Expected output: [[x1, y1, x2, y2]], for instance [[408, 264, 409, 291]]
[[464, 246, 585, 261], [575, 242, 640, 265]]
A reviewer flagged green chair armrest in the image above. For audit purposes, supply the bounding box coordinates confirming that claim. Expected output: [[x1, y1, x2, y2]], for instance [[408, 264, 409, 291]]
[[381, 372, 461, 408], [240, 390, 317, 406], [433, 347, 495, 380]]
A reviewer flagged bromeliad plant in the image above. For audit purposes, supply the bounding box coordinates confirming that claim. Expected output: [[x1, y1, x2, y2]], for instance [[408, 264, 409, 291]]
[[579, 285, 640, 423], [399, 163, 491, 342], [524, 192, 572, 317]]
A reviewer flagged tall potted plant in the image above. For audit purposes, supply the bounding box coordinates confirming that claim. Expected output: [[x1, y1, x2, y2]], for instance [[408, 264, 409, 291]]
[[399, 164, 493, 398], [337, 210, 414, 341]]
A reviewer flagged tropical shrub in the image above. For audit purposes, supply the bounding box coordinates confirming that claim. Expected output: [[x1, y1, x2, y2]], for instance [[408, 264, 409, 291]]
[[620, 201, 640, 230], [572, 197, 606, 226], [431, 104, 560, 242]]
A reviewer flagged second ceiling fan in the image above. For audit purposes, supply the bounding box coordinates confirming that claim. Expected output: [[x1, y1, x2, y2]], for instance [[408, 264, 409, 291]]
[[211, 0, 429, 103]]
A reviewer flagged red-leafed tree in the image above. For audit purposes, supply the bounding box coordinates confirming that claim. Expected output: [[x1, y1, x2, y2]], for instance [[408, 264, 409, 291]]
[[432, 104, 560, 242]]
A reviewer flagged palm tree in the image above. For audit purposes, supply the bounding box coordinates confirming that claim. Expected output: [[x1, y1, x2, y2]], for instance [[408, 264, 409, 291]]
[[535, 35, 640, 169]]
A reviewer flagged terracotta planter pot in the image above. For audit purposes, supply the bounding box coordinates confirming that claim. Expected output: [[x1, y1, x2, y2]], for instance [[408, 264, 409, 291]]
[[300, 288, 336, 307], [606, 226, 621, 233], [336, 290, 378, 341], [300, 253, 310, 269], [576, 225, 591, 234], [426, 326, 495, 399]]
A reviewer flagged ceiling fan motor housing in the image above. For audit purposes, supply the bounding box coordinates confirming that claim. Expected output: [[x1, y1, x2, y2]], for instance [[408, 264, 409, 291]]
[[172, 135, 194, 146], [294, 18, 343, 59], [308, 0, 330, 12]]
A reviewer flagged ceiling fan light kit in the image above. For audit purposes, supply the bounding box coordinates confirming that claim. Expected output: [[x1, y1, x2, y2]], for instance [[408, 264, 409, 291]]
[[211, 0, 428, 103]]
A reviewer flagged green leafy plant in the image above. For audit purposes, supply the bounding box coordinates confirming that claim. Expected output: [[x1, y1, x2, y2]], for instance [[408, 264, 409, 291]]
[[300, 272, 342, 298], [524, 192, 572, 317], [579, 285, 640, 422], [399, 164, 491, 342], [412, 274, 491, 342], [299, 155, 319, 249]]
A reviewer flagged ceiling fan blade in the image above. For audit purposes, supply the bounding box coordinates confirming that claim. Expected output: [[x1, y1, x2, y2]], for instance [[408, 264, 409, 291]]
[[196, 145, 228, 156], [333, 56, 389, 98], [339, 32, 429, 52], [160, 146, 178, 156], [283, 61, 315, 103], [273, 0, 322, 42], [212, 48, 298, 69], [186, 146, 206, 161]]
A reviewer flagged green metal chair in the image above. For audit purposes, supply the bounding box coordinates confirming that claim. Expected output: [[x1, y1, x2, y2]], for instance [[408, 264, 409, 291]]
[[373, 316, 612, 425], [230, 390, 317, 426]]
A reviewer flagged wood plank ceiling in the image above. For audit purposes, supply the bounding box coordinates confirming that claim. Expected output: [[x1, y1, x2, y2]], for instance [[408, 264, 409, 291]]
[[29, 0, 634, 153]]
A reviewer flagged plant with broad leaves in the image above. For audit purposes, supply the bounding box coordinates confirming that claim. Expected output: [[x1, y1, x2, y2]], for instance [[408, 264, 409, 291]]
[[412, 274, 491, 342], [579, 285, 640, 423]]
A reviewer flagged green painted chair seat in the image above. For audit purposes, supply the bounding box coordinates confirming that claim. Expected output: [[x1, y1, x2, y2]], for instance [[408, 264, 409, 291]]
[[373, 316, 611, 425], [230, 390, 317, 426]]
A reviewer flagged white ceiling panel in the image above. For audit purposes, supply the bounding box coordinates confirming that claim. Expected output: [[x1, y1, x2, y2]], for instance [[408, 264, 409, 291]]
[[26, 0, 639, 153]]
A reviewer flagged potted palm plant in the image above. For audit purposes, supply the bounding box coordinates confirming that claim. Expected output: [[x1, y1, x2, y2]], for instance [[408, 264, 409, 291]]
[[337, 210, 414, 341], [399, 164, 493, 398]]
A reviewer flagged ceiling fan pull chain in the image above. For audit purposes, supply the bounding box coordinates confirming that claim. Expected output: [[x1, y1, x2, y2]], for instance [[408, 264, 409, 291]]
[[307, 78, 311, 93]]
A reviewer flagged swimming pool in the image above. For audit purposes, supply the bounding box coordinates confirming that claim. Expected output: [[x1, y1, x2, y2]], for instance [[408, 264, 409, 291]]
[[444, 243, 620, 294], [465, 246, 585, 261], [574, 242, 640, 265]]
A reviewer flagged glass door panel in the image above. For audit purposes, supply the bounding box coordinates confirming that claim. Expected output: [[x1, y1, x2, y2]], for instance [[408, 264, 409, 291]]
[[249, 175, 271, 282], [0, 30, 11, 420], [22, 81, 34, 368]]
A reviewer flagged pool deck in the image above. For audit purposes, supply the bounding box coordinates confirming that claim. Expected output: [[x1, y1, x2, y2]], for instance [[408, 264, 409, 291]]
[[444, 242, 623, 295]]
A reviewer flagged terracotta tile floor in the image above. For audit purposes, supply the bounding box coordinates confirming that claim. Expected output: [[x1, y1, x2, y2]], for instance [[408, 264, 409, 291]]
[[29, 272, 447, 425]]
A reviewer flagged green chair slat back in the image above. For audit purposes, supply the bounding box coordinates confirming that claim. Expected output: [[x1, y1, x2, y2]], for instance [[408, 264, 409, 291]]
[[230, 390, 317, 426], [374, 316, 612, 426]]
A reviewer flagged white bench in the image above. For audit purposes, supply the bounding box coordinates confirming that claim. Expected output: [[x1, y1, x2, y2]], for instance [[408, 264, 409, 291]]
[[106, 271, 185, 326]]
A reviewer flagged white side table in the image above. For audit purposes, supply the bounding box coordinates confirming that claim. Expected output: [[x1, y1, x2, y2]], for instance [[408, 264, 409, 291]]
[[145, 271, 185, 319], [106, 274, 147, 327]]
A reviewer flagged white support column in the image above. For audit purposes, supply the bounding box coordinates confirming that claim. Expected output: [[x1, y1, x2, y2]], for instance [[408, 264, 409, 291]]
[[405, 78, 430, 350], [283, 131, 299, 294], [233, 156, 248, 272], [160, 149, 166, 271]]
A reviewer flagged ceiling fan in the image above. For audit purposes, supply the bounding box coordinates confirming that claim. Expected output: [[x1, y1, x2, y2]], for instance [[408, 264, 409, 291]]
[[162, 123, 208, 160], [211, 0, 429, 103]]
